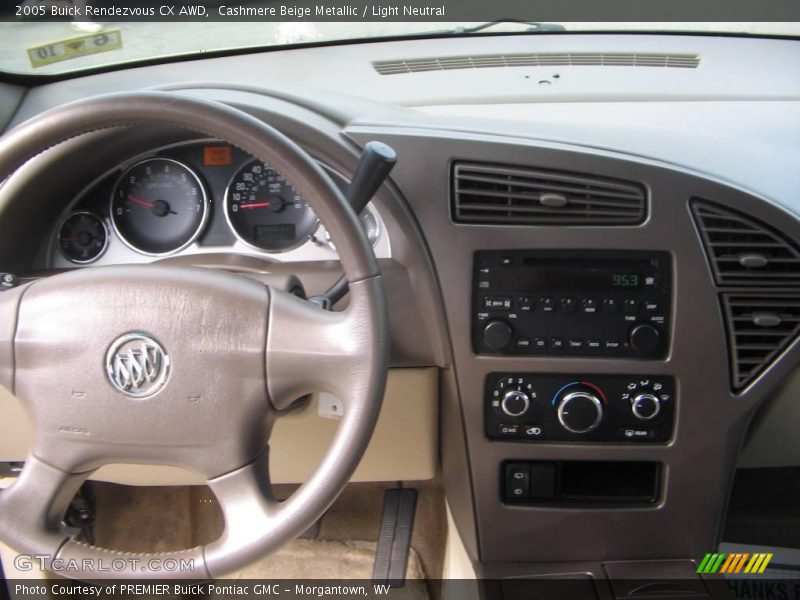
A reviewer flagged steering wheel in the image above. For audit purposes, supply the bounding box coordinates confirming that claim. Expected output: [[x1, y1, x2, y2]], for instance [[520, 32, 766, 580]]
[[0, 92, 388, 579]]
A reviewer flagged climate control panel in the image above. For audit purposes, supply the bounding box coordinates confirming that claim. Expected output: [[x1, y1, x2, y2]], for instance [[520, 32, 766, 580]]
[[485, 373, 675, 443]]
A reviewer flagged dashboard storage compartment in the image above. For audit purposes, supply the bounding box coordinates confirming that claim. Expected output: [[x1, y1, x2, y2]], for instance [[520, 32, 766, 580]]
[[503, 461, 660, 505]]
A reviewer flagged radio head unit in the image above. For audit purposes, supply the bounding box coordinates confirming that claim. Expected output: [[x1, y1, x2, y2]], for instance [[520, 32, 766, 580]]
[[473, 250, 671, 358]]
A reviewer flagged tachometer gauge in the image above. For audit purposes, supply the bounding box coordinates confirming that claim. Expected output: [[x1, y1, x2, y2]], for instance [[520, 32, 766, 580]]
[[57, 211, 108, 264], [110, 158, 208, 256], [225, 160, 318, 252]]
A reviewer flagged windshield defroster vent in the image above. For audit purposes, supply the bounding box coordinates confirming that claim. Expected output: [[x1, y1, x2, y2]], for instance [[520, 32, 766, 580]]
[[452, 162, 647, 226], [692, 200, 800, 287], [723, 294, 800, 390], [374, 53, 700, 75]]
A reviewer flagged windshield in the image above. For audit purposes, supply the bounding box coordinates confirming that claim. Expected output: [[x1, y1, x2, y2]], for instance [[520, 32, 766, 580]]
[[1, 20, 798, 76]]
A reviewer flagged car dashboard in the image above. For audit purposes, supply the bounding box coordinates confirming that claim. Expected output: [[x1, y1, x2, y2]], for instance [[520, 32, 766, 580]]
[[1, 30, 800, 583]]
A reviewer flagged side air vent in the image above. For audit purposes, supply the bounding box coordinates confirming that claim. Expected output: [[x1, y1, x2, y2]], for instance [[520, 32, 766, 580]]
[[374, 53, 700, 75], [722, 294, 800, 390], [692, 200, 800, 287], [452, 162, 647, 226]]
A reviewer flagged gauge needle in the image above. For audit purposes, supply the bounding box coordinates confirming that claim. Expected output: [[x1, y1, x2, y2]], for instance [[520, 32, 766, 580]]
[[240, 202, 271, 209], [128, 194, 155, 208], [128, 195, 177, 216]]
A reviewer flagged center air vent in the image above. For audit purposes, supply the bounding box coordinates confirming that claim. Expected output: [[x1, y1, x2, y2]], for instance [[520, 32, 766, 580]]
[[723, 294, 800, 390], [452, 162, 647, 226], [374, 53, 699, 75], [692, 200, 800, 287]]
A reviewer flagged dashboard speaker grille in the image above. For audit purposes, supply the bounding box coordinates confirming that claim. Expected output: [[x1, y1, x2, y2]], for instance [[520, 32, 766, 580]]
[[722, 294, 800, 390], [374, 53, 700, 75], [452, 162, 647, 226], [692, 200, 800, 287]]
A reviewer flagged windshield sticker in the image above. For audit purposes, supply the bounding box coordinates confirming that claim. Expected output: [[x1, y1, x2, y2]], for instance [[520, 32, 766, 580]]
[[27, 29, 122, 68]]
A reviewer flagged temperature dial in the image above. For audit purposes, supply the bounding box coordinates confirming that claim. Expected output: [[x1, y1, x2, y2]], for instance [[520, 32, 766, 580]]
[[557, 391, 604, 434]]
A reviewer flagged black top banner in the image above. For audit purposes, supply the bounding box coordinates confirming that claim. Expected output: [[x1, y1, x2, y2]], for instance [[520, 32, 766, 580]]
[[6, 0, 800, 22]]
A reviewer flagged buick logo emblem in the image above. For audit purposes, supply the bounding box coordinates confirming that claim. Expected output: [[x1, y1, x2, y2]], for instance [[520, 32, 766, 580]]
[[105, 333, 170, 397]]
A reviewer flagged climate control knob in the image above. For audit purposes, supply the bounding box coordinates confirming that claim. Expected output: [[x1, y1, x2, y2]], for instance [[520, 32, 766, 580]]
[[501, 390, 530, 417], [482, 319, 513, 351], [557, 391, 604, 434], [631, 393, 661, 420]]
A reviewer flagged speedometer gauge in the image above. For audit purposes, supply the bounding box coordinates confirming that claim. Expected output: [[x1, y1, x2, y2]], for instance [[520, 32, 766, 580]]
[[225, 160, 318, 252], [110, 158, 208, 256]]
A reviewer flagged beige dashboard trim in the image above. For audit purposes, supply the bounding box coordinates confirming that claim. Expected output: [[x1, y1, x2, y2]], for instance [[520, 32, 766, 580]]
[[0, 367, 439, 485]]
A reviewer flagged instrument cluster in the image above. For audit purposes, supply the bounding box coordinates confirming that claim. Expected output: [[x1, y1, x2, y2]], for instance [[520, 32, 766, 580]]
[[49, 140, 388, 267]]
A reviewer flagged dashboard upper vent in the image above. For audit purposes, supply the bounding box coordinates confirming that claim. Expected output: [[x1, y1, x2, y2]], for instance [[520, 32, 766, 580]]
[[374, 52, 699, 75], [452, 162, 647, 226], [692, 200, 800, 287], [722, 294, 800, 390]]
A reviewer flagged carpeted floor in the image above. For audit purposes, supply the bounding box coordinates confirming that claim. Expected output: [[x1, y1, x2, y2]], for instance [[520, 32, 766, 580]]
[[220, 538, 426, 581], [87, 479, 445, 590]]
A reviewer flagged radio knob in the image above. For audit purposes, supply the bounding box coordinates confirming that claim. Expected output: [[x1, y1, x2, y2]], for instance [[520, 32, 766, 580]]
[[629, 323, 661, 353], [501, 390, 530, 417], [557, 391, 603, 434], [482, 319, 513, 351], [632, 393, 661, 421]]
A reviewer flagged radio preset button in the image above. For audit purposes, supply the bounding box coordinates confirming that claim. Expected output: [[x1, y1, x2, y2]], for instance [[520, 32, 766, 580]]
[[624, 299, 639, 314], [559, 297, 576, 312], [519, 296, 533, 312], [538, 296, 555, 312], [602, 298, 619, 313], [534, 337, 547, 349], [581, 297, 598, 313], [550, 337, 565, 349]]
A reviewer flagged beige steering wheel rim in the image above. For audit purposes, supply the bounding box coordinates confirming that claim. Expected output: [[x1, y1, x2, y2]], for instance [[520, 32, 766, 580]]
[[0, 92, 388, 579]]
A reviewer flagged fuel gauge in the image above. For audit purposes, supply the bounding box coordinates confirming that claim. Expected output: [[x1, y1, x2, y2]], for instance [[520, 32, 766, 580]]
[[58, 211, 108, 264]]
